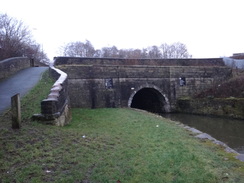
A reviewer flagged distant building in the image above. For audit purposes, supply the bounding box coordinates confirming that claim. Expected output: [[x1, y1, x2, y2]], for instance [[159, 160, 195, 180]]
[[231, 53, 244, 59]]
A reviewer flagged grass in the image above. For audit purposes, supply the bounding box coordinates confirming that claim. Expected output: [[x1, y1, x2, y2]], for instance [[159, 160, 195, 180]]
[[0, 70, 54, 125], [20, 70, 55, 120], [0, 72, 244, 182]]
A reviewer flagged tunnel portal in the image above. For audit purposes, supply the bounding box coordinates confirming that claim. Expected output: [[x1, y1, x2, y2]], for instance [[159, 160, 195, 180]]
[[130, 88, 168, 113]]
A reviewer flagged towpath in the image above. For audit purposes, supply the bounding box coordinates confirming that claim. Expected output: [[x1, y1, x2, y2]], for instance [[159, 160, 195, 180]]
[[0, 67, 48, 114]]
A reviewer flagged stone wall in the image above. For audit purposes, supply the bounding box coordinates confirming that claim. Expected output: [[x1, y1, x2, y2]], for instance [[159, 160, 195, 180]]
[[177, 98, 244, 119], [33, 62, 71, 126], [55, 57, 225, 67], [64, 65, 171, 109], [33, 56, 236, 120], [0, 57, 31, 80], [58, 63, 232, 111], [170, 66, 232, 99]]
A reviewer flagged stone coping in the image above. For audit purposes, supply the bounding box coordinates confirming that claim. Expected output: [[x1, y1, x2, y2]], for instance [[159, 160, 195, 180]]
[[33, 59, 71, 126]]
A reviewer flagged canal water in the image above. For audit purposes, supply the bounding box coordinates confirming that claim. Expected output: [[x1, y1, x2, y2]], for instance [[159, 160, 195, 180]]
[[162, 113, 244, 154]]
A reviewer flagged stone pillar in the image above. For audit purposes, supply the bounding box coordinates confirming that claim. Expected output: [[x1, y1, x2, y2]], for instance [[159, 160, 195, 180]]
[[30, 58, 35, 67], [11, 94, 21, 129]]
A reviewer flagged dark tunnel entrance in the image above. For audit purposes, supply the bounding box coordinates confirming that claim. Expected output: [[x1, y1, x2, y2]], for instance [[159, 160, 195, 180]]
[[130, 88, 168, 113]]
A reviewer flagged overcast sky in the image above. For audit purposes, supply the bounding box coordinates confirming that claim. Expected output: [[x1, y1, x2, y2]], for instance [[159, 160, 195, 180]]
[[2, 0, 244, 59]]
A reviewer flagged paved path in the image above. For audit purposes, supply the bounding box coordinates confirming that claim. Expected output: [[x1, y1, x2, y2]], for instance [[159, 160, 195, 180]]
[[0, 67, 48, 114]]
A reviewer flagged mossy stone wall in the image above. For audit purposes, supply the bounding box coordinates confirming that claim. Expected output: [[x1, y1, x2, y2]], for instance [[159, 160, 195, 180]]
[[177, 98, 244, 119]]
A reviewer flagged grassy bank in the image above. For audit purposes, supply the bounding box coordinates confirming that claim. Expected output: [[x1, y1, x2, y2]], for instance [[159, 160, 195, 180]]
[[1, 73, 244, 183], [1, 108, 244, 183]]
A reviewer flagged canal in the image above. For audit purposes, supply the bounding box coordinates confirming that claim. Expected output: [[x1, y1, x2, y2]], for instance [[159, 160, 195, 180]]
[[162, 113, 244, 154]]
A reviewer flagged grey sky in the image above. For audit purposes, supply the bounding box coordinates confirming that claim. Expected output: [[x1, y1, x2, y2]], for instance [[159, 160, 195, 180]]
[[2, 0, 244, 59]]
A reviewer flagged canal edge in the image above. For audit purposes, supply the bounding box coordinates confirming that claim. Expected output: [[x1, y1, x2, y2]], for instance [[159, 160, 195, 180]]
[[178, 123, 244, 162], [130, 108, 244, 162]]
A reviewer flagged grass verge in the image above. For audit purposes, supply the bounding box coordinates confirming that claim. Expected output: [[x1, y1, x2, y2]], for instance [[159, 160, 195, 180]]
[[20, 70, 54, 120], [0, 73, 244, 183]]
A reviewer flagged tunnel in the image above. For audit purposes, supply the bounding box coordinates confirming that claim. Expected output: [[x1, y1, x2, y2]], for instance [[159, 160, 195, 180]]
[[130, 88, 168, 113]]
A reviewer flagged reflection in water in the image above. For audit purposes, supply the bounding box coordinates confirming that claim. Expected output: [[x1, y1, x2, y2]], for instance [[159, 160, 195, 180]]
[[162, 113, 244, 154]]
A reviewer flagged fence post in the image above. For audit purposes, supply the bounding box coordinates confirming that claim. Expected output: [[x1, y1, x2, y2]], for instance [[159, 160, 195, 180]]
[[11, 94, 21, 129]]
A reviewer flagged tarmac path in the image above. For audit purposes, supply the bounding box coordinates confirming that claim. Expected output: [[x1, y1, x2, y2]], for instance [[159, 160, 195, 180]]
[[0, 67, 48, 114]]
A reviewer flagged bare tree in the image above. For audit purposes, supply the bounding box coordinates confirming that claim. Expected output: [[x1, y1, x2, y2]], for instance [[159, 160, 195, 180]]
[[117, 48, 147, 59], [83, 40, 95, 57], [160, 42, 191, 58], [59, 40, 191, 59], [118, 49, 127, 58], [0, 13, 48, 62], [122, 49, 144, 59], [62, 40, 95, 57], [141, 48, 148, 59], [100, 46, 119, 58], [0, 14, 29, 59], [109, 46, 119, 58], [148, 45, 162, 58], [94, 49, 102, 57], [129, 49, 142, 59], [62, 42, 84, 57], [100, 47, 110, 57]]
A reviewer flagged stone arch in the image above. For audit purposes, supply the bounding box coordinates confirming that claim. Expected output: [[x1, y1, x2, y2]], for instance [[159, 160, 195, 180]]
[[128, 84, 170, 113]]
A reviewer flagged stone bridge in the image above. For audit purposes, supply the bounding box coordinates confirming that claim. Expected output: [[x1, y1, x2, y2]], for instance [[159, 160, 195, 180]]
[[53, 57, 232, 113]]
